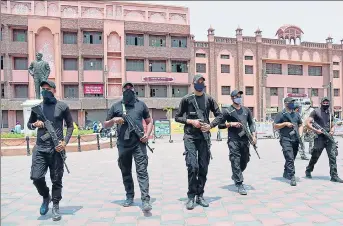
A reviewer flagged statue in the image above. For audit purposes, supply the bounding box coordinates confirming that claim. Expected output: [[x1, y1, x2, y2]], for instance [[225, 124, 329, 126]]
[[28, 52, 51, 99]]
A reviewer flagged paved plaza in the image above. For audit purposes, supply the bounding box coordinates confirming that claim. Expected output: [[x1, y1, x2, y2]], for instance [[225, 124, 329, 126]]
[[1, 136, 343, 226]]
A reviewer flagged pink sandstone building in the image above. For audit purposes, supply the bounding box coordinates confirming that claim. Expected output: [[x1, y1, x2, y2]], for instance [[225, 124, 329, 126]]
[[0, 1, 342, 130]]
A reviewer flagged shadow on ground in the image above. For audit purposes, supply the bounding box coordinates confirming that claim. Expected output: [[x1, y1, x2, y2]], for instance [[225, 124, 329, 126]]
[[37, 206, 83, 220], [178, 196, 221, 203], [220, 184, 255, 193]]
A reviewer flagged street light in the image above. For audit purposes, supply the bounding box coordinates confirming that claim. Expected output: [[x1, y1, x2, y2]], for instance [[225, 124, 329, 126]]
[[322, 80, 333, 113]]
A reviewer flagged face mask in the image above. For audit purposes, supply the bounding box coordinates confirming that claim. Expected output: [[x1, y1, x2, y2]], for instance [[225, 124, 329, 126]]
[[194, 83, 205, 92], [233, 97, 242, 105], [321, 105, 329, 110], [41, 90, 57, 104], [287, 103, 295, 110], [123, 89, 135, 105]]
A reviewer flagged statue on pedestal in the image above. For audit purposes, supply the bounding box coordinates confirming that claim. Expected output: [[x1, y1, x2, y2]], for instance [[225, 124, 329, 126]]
[[28, 52, 51, 99]]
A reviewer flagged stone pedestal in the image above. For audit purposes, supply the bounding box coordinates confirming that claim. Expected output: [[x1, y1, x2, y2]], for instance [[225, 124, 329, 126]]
[[22, 99, 42, 137]]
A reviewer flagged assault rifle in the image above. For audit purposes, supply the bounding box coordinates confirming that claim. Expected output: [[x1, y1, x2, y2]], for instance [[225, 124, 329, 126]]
[[31, 105, 70, 173], [189, 95, 213, 159], [228, 108, 260, 159], [282, 112, 305, 152], [122, 110, 154, 153], [311, 120, 338, 156]]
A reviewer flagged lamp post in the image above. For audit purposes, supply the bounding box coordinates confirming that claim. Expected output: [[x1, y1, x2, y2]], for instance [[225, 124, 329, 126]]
[[322, 80, 333, 113], [261, 68, 268, 121]]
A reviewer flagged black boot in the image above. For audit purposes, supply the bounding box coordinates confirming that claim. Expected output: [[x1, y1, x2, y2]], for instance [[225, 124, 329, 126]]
[[186, 198, 195, 210], [52, 203, 61, 221], [142, 200, 152, 212], [290, 176, 297, 186], [237, 184, 247, 195], [305, 170, 312, 178], [39, 195, 51, 215], [122, 198, 134, 207], [331, 176, 343, 183], [196, 196, 209, 207]]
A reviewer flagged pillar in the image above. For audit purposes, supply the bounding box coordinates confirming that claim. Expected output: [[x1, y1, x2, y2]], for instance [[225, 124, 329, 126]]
[[54, 33, 61, 98], [28, 31, 36, 99]]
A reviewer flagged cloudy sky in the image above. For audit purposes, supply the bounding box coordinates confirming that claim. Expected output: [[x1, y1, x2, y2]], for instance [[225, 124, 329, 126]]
[[142, 1, 343, 44]]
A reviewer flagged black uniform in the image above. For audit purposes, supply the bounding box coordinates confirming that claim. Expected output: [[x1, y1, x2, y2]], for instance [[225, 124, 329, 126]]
[[28, 101, 74, 204], [106, 99, 151, 202], [175, 93, 222, 199], [306, 108, 338, 178], [218, 105, 255, 186], [274, 109, 302, 180]]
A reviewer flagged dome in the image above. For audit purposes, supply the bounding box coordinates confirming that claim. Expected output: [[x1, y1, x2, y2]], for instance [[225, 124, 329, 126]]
[[275, 25, 304, 40]]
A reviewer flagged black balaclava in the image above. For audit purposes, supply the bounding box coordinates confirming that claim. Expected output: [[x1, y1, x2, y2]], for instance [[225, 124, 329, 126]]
[[123, 89, 135, 106], [321, 100, 330, 111], [41, 90, 57, 105]]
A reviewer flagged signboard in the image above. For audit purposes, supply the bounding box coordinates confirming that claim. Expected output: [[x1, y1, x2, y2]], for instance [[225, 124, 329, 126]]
[[154, 120, 171, 136], [142, 77, 174, 82], [266, 107, 278, 114], [84, 84, 103, 94], [287, 93, 307, 98]]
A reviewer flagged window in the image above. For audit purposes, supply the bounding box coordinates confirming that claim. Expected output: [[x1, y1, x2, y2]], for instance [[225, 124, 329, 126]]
[[308, 66, 322, 76], [333, 62, 339, 66], [270, 88, 278, 96], [288, 64, 303, 75], [245, 65, 253, 74], [16, 111, 24, 127], [83, 31, 102, 44], [220, 54, 230, 59], [149, 60, 166, 72], [1, 84, 4, 98], [149, 35, 166, 47], [245, 56, 253, 60], [333, 70, 339, 78], [1, 56, 3, 70], [13, 29, 27, 42], [63, 32, 77, 44], [311, 88, 318, 97], [334, 89, 340, 96], [171, 36, 187, 48], [196, 53, 206, 58], [221, 64, 230, 73], [64, 85, 79, 98], [221, 86, 231, 95], [150, 85, 167, 97], [83, 58, 103, 70], [0, 27, 2, 41], [196, 63, 206, 73], [14, 84, 28, 98], [172, 86, 188, 97], [171, 61, 188, 73], [1, 111, 8, 128], [63, 58, 78, 70], [246, 86, 254, 95], [134, 85, 145, 97], [266, 63, 282, 74], [126, 59, 144, 72], [126, 34, 144, 46], [14, 57, 28, 70], [292, 88, 299, 94]]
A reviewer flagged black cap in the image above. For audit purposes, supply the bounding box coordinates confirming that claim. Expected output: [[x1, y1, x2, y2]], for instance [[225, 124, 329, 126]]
[[321, 97, 330, 103], [122, 82, 134, 88], [40, 80, 56, 89], [193, 74, 205, 83], [284, 97, 295, 103], [230, 90, 243, 97]]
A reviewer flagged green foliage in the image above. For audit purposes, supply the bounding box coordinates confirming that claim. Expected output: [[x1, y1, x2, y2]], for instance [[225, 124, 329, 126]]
[[1, 130, 93, 139]]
